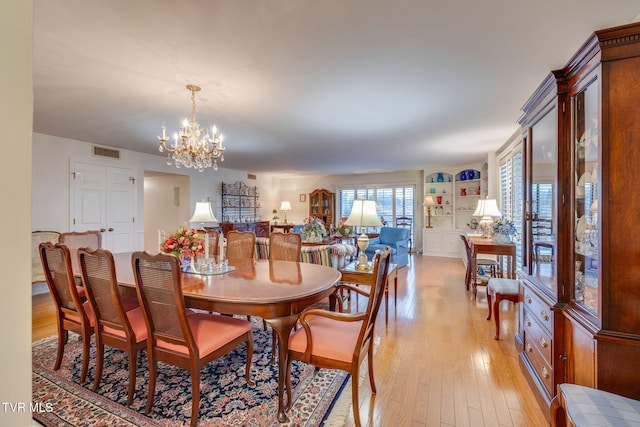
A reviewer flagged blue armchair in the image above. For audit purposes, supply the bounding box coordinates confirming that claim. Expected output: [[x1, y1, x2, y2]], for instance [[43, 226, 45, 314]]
[[364, 227, 410, 267]]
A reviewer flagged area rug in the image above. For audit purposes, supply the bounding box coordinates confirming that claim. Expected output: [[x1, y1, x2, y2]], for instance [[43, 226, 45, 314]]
[[32, 319, 350, 427]]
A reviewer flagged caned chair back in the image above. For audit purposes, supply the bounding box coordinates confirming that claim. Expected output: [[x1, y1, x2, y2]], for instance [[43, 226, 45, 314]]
[[226, 231, 256, 259], [360, 248, 391, 346], [269, 232, 301, 261], [203, 229, 219, 257], [39, 242, 83, 313], [132, 252, 191, 346], [78, 248, 129, 333], [59, 230, 102, 272]]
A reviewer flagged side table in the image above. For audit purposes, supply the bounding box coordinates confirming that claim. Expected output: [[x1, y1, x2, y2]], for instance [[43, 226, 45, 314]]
[[338, 261, 398, 325]]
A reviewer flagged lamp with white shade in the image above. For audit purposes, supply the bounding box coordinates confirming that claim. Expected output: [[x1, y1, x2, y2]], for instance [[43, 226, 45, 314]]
[[344, 199, 383, 271], [280, 201, 292, 224], [189, 201, 218, 261], [424, 195, 435, 228], [472, 198, 502, 238]]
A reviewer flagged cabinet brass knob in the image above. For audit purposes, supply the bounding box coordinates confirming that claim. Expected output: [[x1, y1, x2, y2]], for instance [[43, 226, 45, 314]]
[[541, 310, 549, 321], [526, 343, 533, 353], [526, 295, 532, 304], [526, 318, 531, 327], [541, 366, 550, 379], [539, 337, 547, 348]]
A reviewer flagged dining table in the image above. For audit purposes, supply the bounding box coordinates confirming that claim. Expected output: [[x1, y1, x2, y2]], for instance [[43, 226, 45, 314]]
[[108, 252, 342, 423]]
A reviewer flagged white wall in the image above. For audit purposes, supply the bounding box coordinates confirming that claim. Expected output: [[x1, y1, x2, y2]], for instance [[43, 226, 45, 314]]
[[1, 0, 33, 424], [32, 134, 277, 249]]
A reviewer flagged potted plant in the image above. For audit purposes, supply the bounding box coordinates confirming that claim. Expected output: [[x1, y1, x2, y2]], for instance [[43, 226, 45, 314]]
[[491, 218, 518, 243], [272, 209, 279, 224]]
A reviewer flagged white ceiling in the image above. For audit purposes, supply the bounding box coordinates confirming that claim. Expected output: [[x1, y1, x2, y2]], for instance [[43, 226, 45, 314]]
[[33, 1, 640, 176]]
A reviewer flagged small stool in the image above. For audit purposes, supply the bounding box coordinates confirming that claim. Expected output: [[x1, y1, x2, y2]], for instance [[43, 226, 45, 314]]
[[486, 278, 520, 340], [550, 383, 640, 427]]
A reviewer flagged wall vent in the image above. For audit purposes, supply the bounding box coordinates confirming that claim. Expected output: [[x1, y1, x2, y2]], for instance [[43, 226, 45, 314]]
[[93, 146, 120, 159], [247, 173, 257, 180]]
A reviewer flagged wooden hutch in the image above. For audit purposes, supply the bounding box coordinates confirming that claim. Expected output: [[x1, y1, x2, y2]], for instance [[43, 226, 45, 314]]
[[517, 21, 640, 413], [308, 189, 334, 229]]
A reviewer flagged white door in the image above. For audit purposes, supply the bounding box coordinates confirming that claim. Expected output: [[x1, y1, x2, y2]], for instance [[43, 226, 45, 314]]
[[71, 162, 136, 252]]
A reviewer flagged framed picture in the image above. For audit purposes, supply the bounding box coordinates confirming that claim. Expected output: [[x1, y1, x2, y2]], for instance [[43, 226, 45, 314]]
[[299, 194, 306, 202]]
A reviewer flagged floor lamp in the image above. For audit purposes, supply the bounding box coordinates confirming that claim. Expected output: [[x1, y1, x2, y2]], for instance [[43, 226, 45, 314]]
[[472, 198, 501, 238], [344, 199, 383, 271], [424, 195, 435, 228]]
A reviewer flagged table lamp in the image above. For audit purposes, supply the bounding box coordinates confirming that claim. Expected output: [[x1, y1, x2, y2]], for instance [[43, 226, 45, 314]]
[[280, 201, 292, 224], [472, 198, 501, 238], [424, 195, 435, 228], [190, 201, 218, 260], [344, 199, 383, 271]]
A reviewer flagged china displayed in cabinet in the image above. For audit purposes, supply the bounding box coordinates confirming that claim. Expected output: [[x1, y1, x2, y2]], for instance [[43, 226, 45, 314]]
[[308, 189, 334, 229], [220, 181, 268, 237], [518, 22, 640, 413]]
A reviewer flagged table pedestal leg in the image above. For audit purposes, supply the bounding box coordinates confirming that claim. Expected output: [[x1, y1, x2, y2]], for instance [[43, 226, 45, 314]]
[[265, 314, 298, 423]]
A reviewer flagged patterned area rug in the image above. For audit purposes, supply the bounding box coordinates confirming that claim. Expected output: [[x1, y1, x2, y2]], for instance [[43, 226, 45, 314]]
[[32, 319, 349, 427]]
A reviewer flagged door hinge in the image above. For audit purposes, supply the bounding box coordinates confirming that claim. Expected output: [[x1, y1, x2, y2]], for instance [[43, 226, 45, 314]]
[[73, 218, 76, 225], [72, 172, 76, 179]]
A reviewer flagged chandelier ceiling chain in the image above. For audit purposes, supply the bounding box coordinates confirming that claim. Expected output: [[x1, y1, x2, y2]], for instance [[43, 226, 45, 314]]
[[158, 84, 226, 172]]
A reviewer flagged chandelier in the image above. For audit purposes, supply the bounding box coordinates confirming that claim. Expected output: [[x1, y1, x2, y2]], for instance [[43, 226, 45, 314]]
[[158, 84, 226, 172]]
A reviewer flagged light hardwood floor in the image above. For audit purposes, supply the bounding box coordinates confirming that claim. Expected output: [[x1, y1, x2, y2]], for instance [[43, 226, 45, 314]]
[[32, 254, 548, 426]]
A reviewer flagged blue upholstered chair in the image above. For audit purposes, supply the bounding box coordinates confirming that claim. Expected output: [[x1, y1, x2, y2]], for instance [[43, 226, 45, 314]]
[[364, 226, 410, 267]]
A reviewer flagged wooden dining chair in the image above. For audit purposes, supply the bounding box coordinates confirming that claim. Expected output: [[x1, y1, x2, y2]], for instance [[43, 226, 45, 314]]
[[285, 248, 391, 427], [269, 232, 301, 262], [225, 231, 256, 259], [59, 230, 102, 283], [203, 229, 219, 257], [77, 248, 146, 406], [39, 242, 95, 383], [131, 251, 254, 427], [459, 234, 499, 300]]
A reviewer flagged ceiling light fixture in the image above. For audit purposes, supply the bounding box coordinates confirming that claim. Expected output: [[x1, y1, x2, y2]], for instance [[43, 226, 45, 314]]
[[158, 84, 226, 172]]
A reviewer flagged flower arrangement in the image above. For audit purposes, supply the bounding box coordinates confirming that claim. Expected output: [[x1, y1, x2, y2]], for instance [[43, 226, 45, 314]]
[[335, 224, 353, 237], [301, 216, 326, 242], [491, 218, 518, 237], [160, 224, 205, 258]]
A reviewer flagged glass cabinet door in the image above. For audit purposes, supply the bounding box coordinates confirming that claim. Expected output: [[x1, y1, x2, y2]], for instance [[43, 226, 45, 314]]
[[572, 77, 599, 316], [527, 106, 558, 292]]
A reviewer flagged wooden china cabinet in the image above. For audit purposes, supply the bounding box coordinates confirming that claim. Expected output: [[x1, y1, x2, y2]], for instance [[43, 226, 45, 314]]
[[308, 189, 334, 229], [518, 22, 640, 412]]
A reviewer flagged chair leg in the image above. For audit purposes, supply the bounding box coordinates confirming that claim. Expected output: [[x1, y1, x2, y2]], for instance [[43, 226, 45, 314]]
[[245, 334, 254, 386], [271, 330, 277, 365], [93, 340, 104, 392], [367, 343, 376, 393], [54, 325, 66, 371], [284, 359, 293, 411], [190, 370, 200, 427], [493, 295, 501, 340], [351, 365, 362, 427], [145, 352, 157, 415], [80, 330, 91, 383], [486, 292, 493, 321], [126, 349, 138, 406]]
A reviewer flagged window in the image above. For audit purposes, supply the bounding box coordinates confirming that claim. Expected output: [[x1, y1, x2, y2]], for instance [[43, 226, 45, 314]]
[[499, 149, 523, 270], [338, 185, 415, 242]]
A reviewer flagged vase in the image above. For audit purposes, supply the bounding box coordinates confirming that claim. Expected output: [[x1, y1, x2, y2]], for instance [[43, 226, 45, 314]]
[[492, 234, 512, 244], [179, 255, 191, 272], [306, 234, 323, 243], [437, 172, 444, 182]]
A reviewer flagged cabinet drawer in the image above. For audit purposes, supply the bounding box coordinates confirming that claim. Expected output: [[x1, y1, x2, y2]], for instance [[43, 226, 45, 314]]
[[523, 306, 552, 364], [523, 287, 553, 335], [523, 335, 554, 396]]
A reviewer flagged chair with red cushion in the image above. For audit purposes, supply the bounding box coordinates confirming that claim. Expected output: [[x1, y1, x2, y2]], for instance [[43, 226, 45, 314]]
[[58, 230, 102, 273], [285, 248, 391, 427], [78, 247, 145, 406], [131, 251, 254, 427], [225, 230, 256, 259], [39, 242, 95, 383], [269, 232, 301, 262]]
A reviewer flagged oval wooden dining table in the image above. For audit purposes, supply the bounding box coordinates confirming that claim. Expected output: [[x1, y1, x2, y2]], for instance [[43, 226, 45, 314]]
[[110, 253, 342, 423]]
